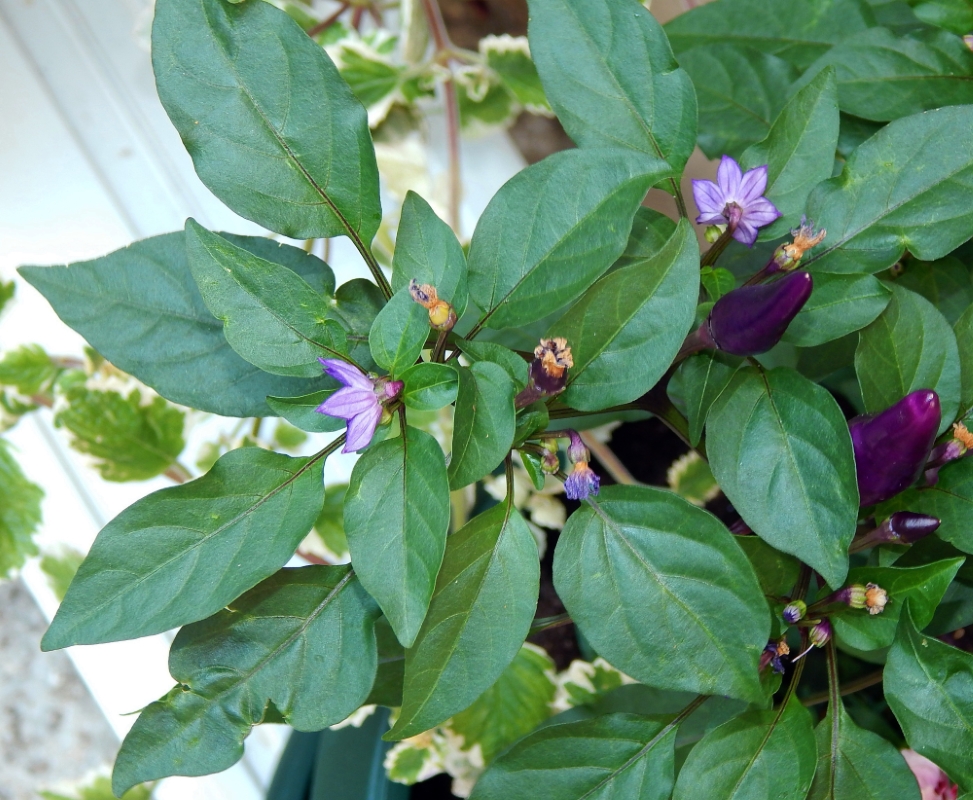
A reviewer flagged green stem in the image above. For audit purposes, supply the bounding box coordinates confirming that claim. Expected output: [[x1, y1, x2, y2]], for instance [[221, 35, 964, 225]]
[[802, 668, 884, 707], [529, 612, 572, 634], [700, 225, 735, 268]]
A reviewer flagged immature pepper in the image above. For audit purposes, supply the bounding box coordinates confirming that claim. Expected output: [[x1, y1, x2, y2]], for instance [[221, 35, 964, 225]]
[[850, 390, 941, 506]]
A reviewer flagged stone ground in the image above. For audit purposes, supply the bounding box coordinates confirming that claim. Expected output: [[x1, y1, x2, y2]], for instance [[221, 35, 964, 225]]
[[0, 579, 117, 800]]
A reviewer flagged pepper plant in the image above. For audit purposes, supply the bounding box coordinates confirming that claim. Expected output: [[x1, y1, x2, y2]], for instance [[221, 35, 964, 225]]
[[20, 0, 973, 796]]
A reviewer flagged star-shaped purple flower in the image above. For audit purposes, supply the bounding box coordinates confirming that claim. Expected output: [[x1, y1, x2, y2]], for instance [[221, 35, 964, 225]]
[[315, 359, 402, 453], [692, 155, 782, 247]]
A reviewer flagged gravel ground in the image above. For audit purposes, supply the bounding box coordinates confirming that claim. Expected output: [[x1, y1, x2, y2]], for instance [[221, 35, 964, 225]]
[[0, 579, 117, 800]]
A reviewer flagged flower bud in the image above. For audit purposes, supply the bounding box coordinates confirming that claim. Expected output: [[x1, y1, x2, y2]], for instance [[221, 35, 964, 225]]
[[809, 618, 832, 648], [850, 390, 941, 506], [567, 431, 589, 465], [704, 224, 725, 243], [782, 600, 806, 625], [541, 446, 560, 475], [705, 271, 813, 356]]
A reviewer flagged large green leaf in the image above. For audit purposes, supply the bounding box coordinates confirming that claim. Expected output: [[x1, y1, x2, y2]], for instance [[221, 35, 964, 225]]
[[152, 0, 381, 242], [680, 44, 796, 160], [552, 220, 699, 412], [266, 389, 344, 433], [830, 559, 964, 651], [330, 278, 387, 372], [665, 0, 877, 70], [470, 713, 677, 800], [0, 439, 42, 578], [808, 700, 920, 800], [739, 67, 841, 239], [804, 106, 973, 274], [783, 273, 891, 347], [855, 284, 960, 435], [186, 221, 348, 378], [614, 208, 678, 270], [800, 27, 973, 122], [390, 191, 468, 317], [897, 256, 973, 326], [42, 448, 325, 650], [670, 352, 742, 447], [399, 363, 458, 411], [368, 288, 429, 377], [910, 0, 973, 34], [112, 566, 379, 793], [553, 486, 769, 703], [885, 603, 973, 790], [527, 0, 696, 174], [448, 362, 517, 490], [707, 367, 859, 587], [673, 695, 817, 800], [388, 502, 539, 739], [344, 425, 450, 647], [19, 234, 335, 417], [467, 149, 671, 331], [955, 302, 973, 415]]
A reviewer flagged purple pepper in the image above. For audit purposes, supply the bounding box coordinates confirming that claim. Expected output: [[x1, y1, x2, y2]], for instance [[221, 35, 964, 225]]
[[850, 390, 941, 507], [849, 511, 942, 552], [705, 271, 813, 356]]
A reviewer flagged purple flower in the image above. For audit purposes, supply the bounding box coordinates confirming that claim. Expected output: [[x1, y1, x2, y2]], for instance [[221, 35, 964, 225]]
[[564, 461, 600, 501], [693, 156, 782, 247], [315, 359, 403, 453]]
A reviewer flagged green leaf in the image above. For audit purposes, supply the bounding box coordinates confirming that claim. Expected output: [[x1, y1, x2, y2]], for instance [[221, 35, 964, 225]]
[[897, 256, 973, 326], [54, 387, 186, 482], [885, 602, 973, 791], [391, 191, 468, 317], [19, 233, 335, 417], [665, 0, 878, 70], [553, 220, 699, 412], [40, 547, 84, 602], [483, 35, 549, 111], [679, 43, 797, 160], [41, 775, 153, 800], [457, 341, 528, 390], [0, 280, 13, 316], [330, 278, 387, 373], [855, 284, 960, 435], [527, 0, 696, 174], [520, 450, 547, 491], [451, 644, 557, 763], [337, 43, 403, 108], [513, 402, 549, 447], [671, 352, 742, 447], [707, 367, 859, 587], [736, 536, 802, 597], [0, 344, 57, 395], [314, 483, 349, 558], [0, 439, 42, 578], [400, 362, 458, 411], [700, 267, 736, 303], [152, 0, 381, 241], [880, 458, 973, 553], [344, 425, 450, 647], [801, 27, 973, 122], [837, 113, 886, 161], [804, 106, 973, 274], [266, 389, 345, 433], [468, 149, 671, 330], [739, 67, 841, 239], [808, 700, 920, 800], [388, 502, 539, 739], [910, 0, 973, 35], [553, 485, 770, 703], [615, 208, 678, 270], [186, 221, 348, 378], [112, 566, 379, 792], [470, 712, 676, 800], [955, 303, 973, 415], [782, 273, 891, 347], [42, 447, 325, 649], [831, 559, 964, 650], [368, 288, 428, 377], [367, 617, 405, 707], [448, 362, 517, 490], [673, 695, 817, 800]]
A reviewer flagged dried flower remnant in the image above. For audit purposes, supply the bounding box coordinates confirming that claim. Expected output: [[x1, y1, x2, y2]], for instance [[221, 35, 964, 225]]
[[409, 279, 457, 331], [759, 640, 790, 674], [692, 155, 782, 246], [850, 390, 941, 506], [315, 359, 403, 453], [515, 337, 574, 408], [864, 583, 888, 615]]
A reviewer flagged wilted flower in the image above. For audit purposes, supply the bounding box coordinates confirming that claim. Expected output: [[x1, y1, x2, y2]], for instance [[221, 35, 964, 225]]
[[865, 583, 888, 615], [564, 461, 599, 501], [901, 749, 958, 800], [316, 359, 403, 453], [692, 155, 782, 247], [409, 279, 456, 331], [516, 337, 574, 408], [770, 216, 827, 272], [850, 390, 941, 506], [759, 640, 790, 674]]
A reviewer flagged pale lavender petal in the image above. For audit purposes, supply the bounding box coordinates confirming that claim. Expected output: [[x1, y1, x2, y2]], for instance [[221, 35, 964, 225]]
[[696, 210, 729, 225], [692, 179, 725, 217], [319, 358, 373, 390], [743, 196, 783, 227], [318, 387, 377, 420], [732, 219, 759, 247], [344, 403, 382, 452], [716, 155, 742, 200], [739, 164, 769, 204]]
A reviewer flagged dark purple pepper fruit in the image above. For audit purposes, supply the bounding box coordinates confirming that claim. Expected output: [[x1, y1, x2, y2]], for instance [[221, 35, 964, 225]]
[[885, 511, 941, 543], [706, 271, 813, 356], [850, 390, 941, 507]]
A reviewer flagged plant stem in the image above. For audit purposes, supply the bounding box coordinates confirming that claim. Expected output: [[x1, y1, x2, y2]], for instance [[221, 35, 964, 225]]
[[306, 3, 349, 38], [700, 225, 736, 267], [802, 668, 884, 707], [529, 612, 572, 634], [431, 329, 449, 363], [580, 430, 639, 486]]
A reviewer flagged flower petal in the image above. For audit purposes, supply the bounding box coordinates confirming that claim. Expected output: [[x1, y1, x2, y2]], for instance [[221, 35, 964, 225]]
[[739, 164, 769, 204], [716, 155, 743, 200], [344, 403, 382, 452], [743, 196, 783, 228], [319, 358, 373, 390], [696, 210, 729, 225], [732, 219, 759, 247], [692, 178, 725, 217], [318, 387, 378, 420]]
